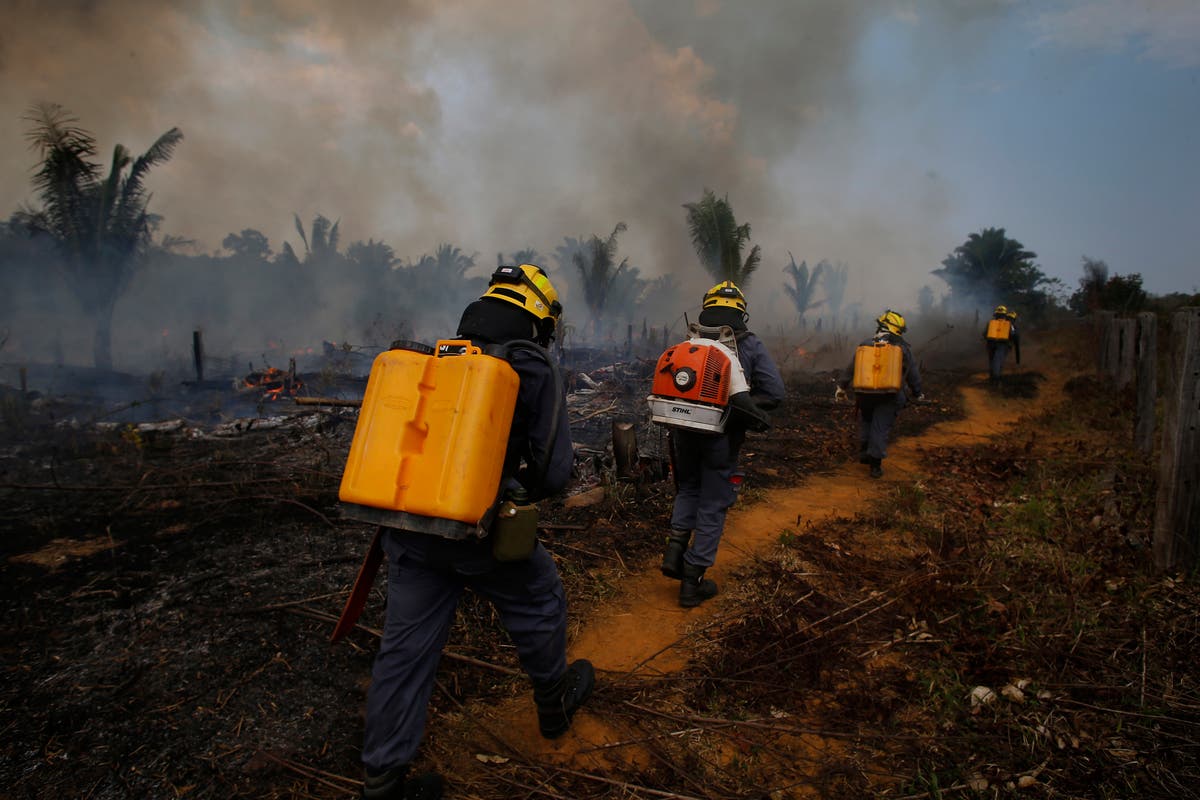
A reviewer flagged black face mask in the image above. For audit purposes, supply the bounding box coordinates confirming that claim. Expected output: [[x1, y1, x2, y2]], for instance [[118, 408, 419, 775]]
[[457, 298, 539, 345], [698, 306, 748, 332]]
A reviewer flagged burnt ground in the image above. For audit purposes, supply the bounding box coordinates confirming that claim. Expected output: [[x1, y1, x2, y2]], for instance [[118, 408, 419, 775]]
[[8, 341, 1190, 800]]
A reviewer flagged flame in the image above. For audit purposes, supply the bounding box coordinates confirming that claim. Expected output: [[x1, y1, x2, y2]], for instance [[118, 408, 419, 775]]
[[243, 366, 303, 401]]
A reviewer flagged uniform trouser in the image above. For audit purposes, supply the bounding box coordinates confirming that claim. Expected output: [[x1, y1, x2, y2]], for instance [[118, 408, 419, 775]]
[[987, 342, 1010, 379], [858, 396, 899, 460], [362, 531, 567, 773], [669, 429, 743, 568]]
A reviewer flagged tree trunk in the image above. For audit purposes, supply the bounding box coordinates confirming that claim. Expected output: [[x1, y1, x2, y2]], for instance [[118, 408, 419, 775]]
[[92, 303, 114, 371], [612, 420, 638, 481]]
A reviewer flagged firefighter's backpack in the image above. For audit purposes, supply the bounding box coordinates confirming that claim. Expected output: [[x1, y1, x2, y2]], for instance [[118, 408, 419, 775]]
[[986, 318, 1012, 342], [338, 339, 519, 538], [852, 341, 904, 393], [647, 323, 749, 433]]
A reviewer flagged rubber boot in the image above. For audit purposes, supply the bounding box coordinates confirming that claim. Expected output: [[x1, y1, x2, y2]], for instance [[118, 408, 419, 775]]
[[869, 457, 883, 479], [534, 658, 595, 739], [660, 529, 690, 579], [679, 563, 718, 608], [362, 765, 444, 800]]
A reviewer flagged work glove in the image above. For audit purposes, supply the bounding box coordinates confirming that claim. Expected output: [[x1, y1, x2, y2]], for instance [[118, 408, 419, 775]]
[[730, 392, 771, 432], [833, 386, 848, 404]]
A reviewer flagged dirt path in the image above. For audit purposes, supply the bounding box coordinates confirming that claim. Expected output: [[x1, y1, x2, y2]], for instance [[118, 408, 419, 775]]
[[568, 365, 1065, 677], [466, 354, 1070, 773]]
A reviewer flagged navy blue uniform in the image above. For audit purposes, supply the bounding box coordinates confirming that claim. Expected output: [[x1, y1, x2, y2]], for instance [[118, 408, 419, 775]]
[[669, 332, 785, 568], [361, 348, 573, 774], [843, 333, 922, 461], [984, 319, 1020, 381]]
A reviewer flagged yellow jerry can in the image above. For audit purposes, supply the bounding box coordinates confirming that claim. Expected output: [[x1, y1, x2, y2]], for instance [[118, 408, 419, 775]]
[[986, 318, 1012, 341], [338, 340, 519, 525], [852, 342, 904, 393]]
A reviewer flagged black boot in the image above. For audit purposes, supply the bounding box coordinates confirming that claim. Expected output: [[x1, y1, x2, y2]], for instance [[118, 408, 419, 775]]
[[362, 765, 443, 800], [869, 457, 883, 479], [534, 659, 595, 739], [660, 529, 690, 579], [679, 563, 718, 608]]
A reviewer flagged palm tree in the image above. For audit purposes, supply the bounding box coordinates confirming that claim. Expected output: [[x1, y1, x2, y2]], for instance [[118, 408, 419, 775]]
[[682, 189, 761, 288], [398, 243, 482, 334], [606, 266, 647, 325], [820, 260, 849, 330], [16, 103, 183, 369], [413, 243, 479, 302], [917, 285, 936, 317], [497, 248, 541, 267], [280, 213, 340, 265], [932, 228, 1043, 309], [782, 253, 823, 328], [573, 223, 629, 337]]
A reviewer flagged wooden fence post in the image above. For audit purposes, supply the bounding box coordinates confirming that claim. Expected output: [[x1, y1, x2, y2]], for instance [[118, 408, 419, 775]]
[[1116, 318, 1137, 388], [192, 330, 205, 383], [1095, 311, 1115, 376], [1153, 307, 1200, 572], [1134, 312, 1157, 453], [1106, 314, 1124, 381]]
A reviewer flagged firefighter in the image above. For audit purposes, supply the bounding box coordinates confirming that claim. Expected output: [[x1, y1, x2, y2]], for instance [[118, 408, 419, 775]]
[[836, 310, 924, 479], [360, 265, 593, 800], [983, 305, 1020, 384], [661, 281, 786, 608]]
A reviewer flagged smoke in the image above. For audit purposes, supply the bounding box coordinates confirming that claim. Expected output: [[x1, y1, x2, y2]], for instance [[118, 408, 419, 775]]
[[0, 0, 1036, 370]]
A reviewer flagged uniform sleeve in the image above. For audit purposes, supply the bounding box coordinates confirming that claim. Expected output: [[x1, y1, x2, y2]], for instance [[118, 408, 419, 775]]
[[902, 342, 923, 397], [840, 352, 857, 390], [742, 334, 786, 410], [510, 352, 574, 500], [841, 339, 873, 390]]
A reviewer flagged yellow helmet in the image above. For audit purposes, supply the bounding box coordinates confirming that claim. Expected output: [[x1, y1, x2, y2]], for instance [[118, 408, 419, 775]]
[[482, 264, 562, 324], [1005, 309, 1018, 320], [702, 281, 747, 313], [993, 304, 1009, 317], [876, 310, 907, 336]]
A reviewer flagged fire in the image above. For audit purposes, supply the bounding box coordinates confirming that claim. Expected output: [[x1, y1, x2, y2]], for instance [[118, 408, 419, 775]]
[[243, 366, 303, 401]]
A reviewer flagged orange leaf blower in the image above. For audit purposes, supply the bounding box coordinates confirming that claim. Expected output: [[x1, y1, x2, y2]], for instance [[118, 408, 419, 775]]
[[647, 324, 769, 433]]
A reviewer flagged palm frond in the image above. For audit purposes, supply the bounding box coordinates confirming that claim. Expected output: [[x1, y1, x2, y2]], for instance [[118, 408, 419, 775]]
[[292, 213, 309, 255], [328, 218, 341, 254], [23, 104, 101, 251], [739, 244, 761, 283], [119, 127, 182, 216]]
